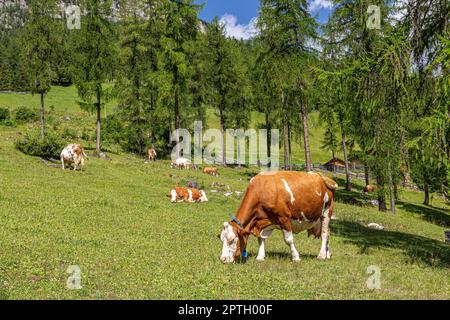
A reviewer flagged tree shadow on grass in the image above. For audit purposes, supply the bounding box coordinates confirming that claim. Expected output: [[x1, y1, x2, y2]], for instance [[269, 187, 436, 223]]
[[397, 201, 450, 228], [333, 220, 450, 268]]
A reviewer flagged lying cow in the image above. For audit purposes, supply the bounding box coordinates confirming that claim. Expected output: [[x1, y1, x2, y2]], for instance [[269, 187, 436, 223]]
[[203, 167, 219, 177], [148, 148, 157, 161], [219, 171, 338, 264], [171, 157, 190, 169], [61, 144, 86, 171], [363, 185, 378, 193], [169, 187, 208, 203]]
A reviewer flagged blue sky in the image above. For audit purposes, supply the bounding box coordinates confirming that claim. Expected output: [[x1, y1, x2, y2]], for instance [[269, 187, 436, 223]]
[[194, 0, 334, 39]]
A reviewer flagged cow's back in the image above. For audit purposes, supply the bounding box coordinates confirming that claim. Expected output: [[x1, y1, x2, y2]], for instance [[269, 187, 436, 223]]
[[247, 171, 335, 220]]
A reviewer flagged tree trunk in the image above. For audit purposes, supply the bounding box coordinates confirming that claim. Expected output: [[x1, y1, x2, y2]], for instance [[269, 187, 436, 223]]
[[282, 92, 288, 170], [174, 85, 180, 158], [265, 112, 271, 163], [339, 114, 351, 191], [300, 100, 312, 172], [423, 181, 430, 206], [388, 159, 396, 214], [96, 89, 101, 154], [40, 92, 45, 140], [376, 175, 387, 212], [364, 164, 370, 186], [288, 119, 292, 170], [220, 108, 226, 167]]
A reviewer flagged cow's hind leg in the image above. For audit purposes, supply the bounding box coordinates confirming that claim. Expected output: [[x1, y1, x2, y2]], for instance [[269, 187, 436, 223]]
[[61, 157, 65, 170], [318, 192, 333, 260]]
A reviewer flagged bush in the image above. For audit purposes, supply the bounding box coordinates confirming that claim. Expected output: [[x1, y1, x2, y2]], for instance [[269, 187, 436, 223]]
[[0, 107, 10, 121], [15, 133, 64, 159], [61, 127, 78, 139], [15, 106, 38, 122]]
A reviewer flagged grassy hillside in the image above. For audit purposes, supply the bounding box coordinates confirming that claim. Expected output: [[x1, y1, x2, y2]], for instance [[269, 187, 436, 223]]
[[0, 88, 449, 300]]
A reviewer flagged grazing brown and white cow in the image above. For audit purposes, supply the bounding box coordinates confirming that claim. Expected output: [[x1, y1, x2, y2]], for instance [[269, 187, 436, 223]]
[[148, 148, 157, 161], [219, 171, 337, 264], [363, 185, 378, 193], [61, 144, 86, 171], [203, 167, 219, 177], [169, 187, 208, 203]]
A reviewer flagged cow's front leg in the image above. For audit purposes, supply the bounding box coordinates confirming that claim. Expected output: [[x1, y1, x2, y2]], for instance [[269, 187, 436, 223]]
[[282, 230, 301, 262], [256, 238, 266, 261], [318, 214, 331, 260], [256, 229, 273, 261], [61, 158, 65, 170]]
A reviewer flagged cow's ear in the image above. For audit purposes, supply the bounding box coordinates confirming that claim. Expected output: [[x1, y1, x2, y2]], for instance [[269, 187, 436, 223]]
[[223, 222, 230, 228]]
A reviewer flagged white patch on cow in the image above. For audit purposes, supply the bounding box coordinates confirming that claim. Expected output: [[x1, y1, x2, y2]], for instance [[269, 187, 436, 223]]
[[300, 211, 310, 222], [259, 171, 277, 176], [199, 190, 208, 202], [249, 177, 255, 184], [220, 222, 238, 263], [170, 189, 178, 203], [307, 171, 316, 174], [281, 179, 295, 205], [187, 189, 194, 202], [315, 190, 322, 197], [260, 226, 275, 239]]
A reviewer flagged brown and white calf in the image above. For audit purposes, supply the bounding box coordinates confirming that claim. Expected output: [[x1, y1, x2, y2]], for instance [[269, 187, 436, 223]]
[[148, 148, 157, 161], [219, 171, 337, 263], [203, 167, 219, 176], [61, 144, 86, 171], [169, 187, 208, 203]]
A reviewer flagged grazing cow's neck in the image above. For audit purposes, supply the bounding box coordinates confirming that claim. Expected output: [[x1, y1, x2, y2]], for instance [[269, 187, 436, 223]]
[[234, 192, 257, 230]]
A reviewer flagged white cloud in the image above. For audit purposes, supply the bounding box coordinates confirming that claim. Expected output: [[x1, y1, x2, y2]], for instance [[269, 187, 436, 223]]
[[309, 0, 333, 12], [219, 14, 258, 40]]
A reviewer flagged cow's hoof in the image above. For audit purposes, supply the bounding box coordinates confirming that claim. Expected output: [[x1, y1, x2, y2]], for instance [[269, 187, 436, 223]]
[[292, 257, 301, 263], [256, 257, 265, 262], [317, 253, 327, 260]]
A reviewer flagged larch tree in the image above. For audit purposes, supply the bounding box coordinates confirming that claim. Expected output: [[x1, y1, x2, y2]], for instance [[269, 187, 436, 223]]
[[72, 0, 117, 155], [24, 0, 61, 140]]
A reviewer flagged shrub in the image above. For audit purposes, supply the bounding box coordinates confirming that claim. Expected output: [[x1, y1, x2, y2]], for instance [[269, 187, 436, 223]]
[[15, 133, 64, 159], [81, 128, 91, 141], [15, 106, 38, 122], [61, 127, 78, 139], [0, 107, 10, 121]]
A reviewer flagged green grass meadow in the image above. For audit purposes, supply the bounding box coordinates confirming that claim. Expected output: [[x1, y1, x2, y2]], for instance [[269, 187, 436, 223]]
[[0, 88, 449, 299]]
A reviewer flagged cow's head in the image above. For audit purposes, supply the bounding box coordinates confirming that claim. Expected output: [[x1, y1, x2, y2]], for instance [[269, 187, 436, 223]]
[[219, 221, 249, 264]]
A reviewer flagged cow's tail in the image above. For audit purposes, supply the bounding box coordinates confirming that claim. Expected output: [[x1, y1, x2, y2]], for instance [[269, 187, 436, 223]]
[[317, 173, 338, 190]]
